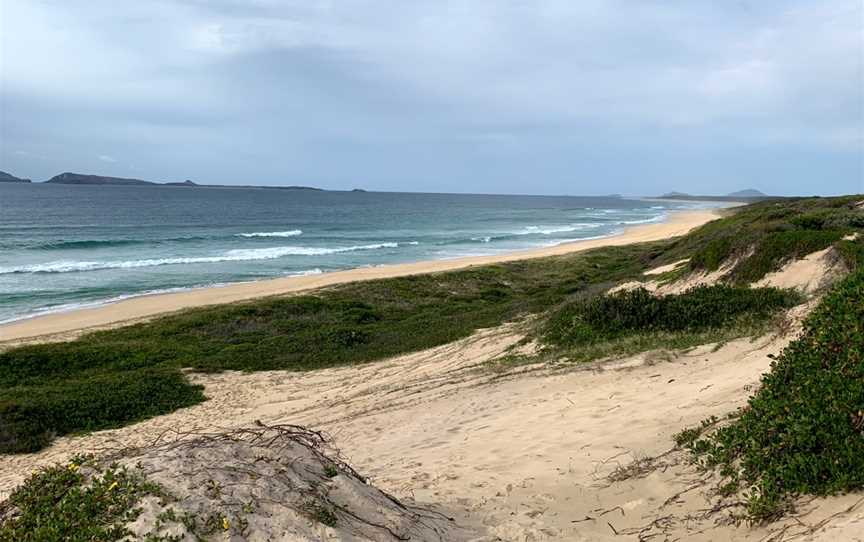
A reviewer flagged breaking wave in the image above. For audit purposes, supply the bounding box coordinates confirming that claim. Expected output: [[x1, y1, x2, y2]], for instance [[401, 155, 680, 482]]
[[0, 243, 405, 274], [235, 230, 303, 238]]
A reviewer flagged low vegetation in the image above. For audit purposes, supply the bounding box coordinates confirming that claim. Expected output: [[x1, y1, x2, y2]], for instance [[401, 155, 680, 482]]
[[0, 195, 860, 456], [0, 456, 163, 542], [0, 369, 205, 453], [539, 285, 800, 362], [678, 248, 864, 521]]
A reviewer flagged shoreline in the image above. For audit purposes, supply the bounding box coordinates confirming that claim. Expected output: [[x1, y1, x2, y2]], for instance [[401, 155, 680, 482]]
[[0, 209, 722, 344]]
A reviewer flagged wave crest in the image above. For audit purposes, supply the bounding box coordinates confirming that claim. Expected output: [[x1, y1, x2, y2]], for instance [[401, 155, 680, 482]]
[[0, 243, 405, 274], [236, 230, 302, 238]]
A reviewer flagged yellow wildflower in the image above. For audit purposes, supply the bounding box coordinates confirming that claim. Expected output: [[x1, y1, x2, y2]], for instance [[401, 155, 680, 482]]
[[108, 481, 119, 491], [222, 517, 230, 531]]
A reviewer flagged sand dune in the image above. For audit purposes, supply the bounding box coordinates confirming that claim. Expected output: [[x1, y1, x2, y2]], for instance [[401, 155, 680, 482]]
[[3, 316, 861, 540]]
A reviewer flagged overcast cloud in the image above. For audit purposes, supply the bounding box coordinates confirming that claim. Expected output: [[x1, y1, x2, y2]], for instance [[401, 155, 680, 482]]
[[1, 0, 862, 195]]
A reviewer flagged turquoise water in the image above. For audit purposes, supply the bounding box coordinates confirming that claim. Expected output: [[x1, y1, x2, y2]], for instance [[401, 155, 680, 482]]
[[0, 184, 717, 323]]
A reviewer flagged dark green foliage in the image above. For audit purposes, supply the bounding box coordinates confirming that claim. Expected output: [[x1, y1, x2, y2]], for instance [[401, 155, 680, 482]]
[[0, 369, 204, 454], [836, 236, 864, 270], [304, 502, 338, 527], [542, 285, 799, 348], [0, 458, 159, 541], [681, 269, 864, 521]]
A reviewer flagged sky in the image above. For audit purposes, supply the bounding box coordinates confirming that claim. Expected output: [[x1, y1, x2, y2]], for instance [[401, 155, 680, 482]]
[[1, 0, 862, 196]]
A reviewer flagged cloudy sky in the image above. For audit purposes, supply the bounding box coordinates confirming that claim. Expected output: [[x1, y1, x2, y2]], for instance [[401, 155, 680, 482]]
[[1, 0, 862, 195]]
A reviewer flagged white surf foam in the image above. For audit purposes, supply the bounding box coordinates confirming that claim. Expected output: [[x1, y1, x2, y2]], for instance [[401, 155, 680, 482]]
[[517, 223, 603, 235], [0, 243, 405, 274], [617, 213, 666, 225], [236, 230, 303, 238]]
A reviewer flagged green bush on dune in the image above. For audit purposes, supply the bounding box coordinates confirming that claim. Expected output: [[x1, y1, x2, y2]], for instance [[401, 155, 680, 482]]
[[541, 285, 799, 352], [0, 456, 161, 541], [0, 368, 204, 453], [678, 267, 864, 520]]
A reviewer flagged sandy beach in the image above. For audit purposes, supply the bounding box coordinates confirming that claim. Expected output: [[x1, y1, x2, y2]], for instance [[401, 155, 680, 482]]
[[0, 208, 721, 344]]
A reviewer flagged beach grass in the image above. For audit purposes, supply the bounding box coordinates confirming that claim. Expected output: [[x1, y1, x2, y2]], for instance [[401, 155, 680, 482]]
[[0, 195, 861, 454]]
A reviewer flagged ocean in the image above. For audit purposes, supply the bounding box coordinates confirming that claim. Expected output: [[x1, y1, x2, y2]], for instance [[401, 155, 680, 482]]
[[0, 184, 717, 324]]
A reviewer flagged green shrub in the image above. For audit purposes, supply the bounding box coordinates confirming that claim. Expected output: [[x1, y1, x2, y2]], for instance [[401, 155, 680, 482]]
[[542, 285, 799, 348], [0, 458, 159, 541], [0, 368, 204, 454], [836, 237, 864, 270], [689, 236, 739, 271], [681, 269, 864, 520]]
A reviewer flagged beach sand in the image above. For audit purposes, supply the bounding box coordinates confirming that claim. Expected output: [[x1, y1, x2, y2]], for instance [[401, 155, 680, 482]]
[[3, 323, 860, 540], [0, 209, 720, 344]]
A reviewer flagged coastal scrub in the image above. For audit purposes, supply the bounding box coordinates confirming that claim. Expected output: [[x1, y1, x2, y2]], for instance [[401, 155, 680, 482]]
[[678, 264, 864, 521], [539, 285, 800, 362]]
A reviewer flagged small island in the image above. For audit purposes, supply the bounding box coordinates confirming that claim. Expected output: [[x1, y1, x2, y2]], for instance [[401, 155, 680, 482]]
[[15, 171, 328, 191], [0, 170, 32, 183], [45, 172, 157, 186]]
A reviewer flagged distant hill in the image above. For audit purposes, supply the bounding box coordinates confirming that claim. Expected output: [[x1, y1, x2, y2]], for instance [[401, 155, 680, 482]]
[[727, 189, 766, 198], [0, 170, 32, 183], [46, 172, 157, 186], [657, 189, 775, 202], [164, 180, 198, 187]]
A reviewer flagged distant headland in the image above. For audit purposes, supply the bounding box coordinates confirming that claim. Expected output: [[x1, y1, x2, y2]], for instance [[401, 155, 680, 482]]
[[3, 170, 326, 191], [657, 188, 774, 202], [0, 170, 32, 183]]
